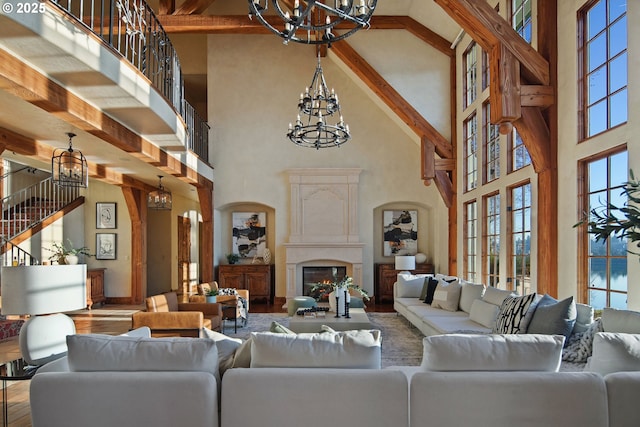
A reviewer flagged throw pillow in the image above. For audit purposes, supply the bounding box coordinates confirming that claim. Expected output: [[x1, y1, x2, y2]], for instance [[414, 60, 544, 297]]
[[602, 308, 640, 334], [420, 333, 565, 372], [574, 303, 595, 333], [527, 294, 577, 340], [482, 286, 516, 306], [419, 275, 434, 300], [430, 280, 462, 312], [468, 299, 500, 329], [232, 337, 253, 368], [202, 327, 243, 376], [396, 274, 429, 298], [269, 321, 296, 334], [423, 277, 439, 304], [585, 332, 640, 376], [458, 281, 486, 313], [493, 293, 538, 334], [249, 330, 382, 369]]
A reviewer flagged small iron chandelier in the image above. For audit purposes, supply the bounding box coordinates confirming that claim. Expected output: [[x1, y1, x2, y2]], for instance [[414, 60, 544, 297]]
[[248, 0, 377, 45], [51, 132, 88, 188], [147, 175, 172, 210], [287, 55, 351, 149]]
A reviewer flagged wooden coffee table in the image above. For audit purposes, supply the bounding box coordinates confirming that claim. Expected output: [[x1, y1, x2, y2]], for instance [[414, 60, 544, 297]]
[[288, 308, 371, 333]]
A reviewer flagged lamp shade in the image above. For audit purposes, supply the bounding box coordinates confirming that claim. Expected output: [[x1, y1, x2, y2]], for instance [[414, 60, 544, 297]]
[[395, 255, 416, 272], [1, 265, 87, 315]]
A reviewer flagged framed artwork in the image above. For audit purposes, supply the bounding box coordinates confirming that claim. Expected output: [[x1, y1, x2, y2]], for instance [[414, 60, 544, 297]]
[[96, 202, 117, 229], [383, 210, 418, 256], [232, 212, 266, 259], [96, 233, 117, 260]]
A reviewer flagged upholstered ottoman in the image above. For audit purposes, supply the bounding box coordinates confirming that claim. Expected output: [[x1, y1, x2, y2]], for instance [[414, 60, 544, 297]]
[[287, 296, 317, 316]]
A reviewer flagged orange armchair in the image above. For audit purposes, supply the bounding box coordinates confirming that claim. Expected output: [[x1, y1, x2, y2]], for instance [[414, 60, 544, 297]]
[[132, 292, 222, 337]]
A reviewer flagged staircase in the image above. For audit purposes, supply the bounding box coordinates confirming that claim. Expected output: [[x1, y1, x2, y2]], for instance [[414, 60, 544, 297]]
[[1, 177, 84, 265]]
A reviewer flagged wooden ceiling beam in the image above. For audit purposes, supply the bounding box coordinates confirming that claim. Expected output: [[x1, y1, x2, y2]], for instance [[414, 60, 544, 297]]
[[512, 106, 551, 174], [172, 0, 215, 15], [521, 85, 554, 107], [159, 0, 175, 15], [433, 0, 549, 85], [331, 41, 453, 160], [490, 43, 521, 123]]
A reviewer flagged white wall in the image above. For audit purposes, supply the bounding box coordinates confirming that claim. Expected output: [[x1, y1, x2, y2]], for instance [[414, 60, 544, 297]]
[[207, 35, 451, 297]]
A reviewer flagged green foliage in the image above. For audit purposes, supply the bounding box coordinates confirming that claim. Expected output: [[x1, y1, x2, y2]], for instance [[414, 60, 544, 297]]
[[206, 288, 219, 297], [309, 275, 370, 301], [226, 253, 240, 264], [47, 238, 91, 262], [579, 170, 640, 256]]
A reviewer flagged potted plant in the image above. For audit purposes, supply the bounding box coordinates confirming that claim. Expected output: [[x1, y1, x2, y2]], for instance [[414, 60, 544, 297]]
[[226, 253, 240, 265], [205, 288, 219, 303], [47, 238, 92, 265]]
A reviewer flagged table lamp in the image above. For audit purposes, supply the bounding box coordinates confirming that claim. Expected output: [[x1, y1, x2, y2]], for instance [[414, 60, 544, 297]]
[[395, 255, 416, 274], [1, 265, 86, 366]]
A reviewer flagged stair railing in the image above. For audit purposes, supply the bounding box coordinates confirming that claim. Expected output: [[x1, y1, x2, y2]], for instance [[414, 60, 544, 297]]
[[1, 177, 80, 240], [1, 238, 39, 266]]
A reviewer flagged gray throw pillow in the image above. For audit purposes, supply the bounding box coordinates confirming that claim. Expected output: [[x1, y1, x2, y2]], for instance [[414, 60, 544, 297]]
[[527, 295, 576, 340]]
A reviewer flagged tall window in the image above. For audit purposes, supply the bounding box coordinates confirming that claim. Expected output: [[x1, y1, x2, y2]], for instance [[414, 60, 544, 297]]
[[512, 0, 532, 43], [509, 128, 531, 172], [580, 0, 627, 139], [483, 102, 500, 183], [510, 182, 531, 294], [464, 201, 478, 282], [483, 193, 500, 287], [464, 113, 478, 192], [583, 150, 628, 309], [463, 42, 477, 110]]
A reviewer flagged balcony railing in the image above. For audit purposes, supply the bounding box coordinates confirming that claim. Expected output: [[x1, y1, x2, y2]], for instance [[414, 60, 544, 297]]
[[50, 0, 209, 162]]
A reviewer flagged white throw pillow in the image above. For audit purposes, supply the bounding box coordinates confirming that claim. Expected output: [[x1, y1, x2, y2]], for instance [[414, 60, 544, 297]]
[[574, 303, 595, 333], [458, 281, 486, 313], [586, 332, 640, 376], [469, 299, 500, 328], [249, 330, 381, 369], [396, 274, 429, 298], [430, 280, 462, 312], [420, 334, 564, 372], [67, 334, 219, 379], [202, 327, 243, 376], [482, 286, 516, 306], [602, 308, 640, 334]]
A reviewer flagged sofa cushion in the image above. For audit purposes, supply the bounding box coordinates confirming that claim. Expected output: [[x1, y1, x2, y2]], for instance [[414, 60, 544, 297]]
[[420, 333, 564, 372], [418, 275, 434, 300], [66, 334, 219, 378], [586, 332, 640, 376], [423, 277, 439, 304], [481, 286, 515, 306], [249, 330, 382, 369], [527, 294, 576, 340], [493, 293, 538, 334], [602, 308, 640, 333], [430, 280, 462, 312], [396, 274, 428, 298], [468, 299, 500, 329], [458, 281, 486, 313]]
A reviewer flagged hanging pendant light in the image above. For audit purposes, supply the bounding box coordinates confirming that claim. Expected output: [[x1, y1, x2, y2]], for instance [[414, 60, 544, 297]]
[[147, 175, 172, 210], [51, 132, 88, 188]]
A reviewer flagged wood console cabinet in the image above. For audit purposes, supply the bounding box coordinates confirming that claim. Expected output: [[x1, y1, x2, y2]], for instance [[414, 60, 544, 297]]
[[374, 263, 434, 304], [218, 264, 274, 304], [86, 268, 106, 309]]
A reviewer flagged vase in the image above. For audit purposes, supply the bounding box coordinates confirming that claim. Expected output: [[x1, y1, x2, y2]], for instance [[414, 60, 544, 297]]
[[263, 248, 271, 265], [329, 289, 346, 316], [206, 296, 217, 303], [64, 255, 78, 265], [415, 253, 427, 264]]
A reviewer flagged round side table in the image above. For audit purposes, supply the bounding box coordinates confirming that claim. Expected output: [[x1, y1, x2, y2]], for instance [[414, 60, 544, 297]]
[[0, 358, 38, 427]]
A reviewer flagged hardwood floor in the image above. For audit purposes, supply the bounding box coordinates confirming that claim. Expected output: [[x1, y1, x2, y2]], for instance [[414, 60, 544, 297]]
[[0, 300, 395, 426]]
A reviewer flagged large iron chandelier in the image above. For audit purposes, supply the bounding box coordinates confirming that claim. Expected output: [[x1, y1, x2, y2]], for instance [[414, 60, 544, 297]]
[[51, 132, 88, 188], [288, 55, 350, 149], [248, 0, 377, 45], [147, 175, 172, 210]]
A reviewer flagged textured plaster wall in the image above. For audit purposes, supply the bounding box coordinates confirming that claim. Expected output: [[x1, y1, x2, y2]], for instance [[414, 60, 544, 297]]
[[207, 35, 451, 297]]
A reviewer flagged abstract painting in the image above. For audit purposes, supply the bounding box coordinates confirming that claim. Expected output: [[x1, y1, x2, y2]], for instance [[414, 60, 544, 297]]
[[383, 210, 418, 256], [232, 212, 266, 259]]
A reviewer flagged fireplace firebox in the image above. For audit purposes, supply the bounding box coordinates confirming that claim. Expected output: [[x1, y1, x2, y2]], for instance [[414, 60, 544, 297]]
[[302, 266, 346, 299]]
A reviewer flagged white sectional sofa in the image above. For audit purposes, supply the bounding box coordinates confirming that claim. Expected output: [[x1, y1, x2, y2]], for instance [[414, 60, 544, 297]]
[[28, 329, 640, 427]]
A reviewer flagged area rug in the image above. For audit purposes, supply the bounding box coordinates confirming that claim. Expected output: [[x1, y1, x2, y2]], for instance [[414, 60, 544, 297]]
[[222, 312, 424, 368]]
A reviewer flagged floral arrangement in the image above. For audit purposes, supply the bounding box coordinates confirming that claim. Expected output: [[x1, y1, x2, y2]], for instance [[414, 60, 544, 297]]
[[309, 275, 369, 302]]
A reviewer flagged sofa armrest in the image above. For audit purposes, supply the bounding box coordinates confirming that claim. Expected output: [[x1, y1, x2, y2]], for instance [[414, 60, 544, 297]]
[[178, 302, 221, 316]]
